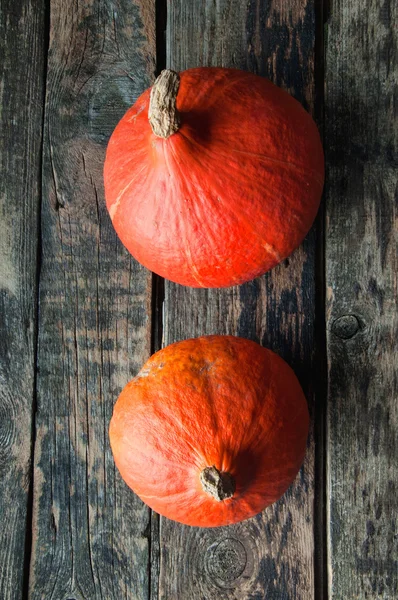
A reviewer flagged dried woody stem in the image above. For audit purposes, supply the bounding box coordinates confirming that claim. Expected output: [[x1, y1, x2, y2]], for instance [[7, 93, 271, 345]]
[[148, 69, 181, 139], [200, 466, 236, 501]]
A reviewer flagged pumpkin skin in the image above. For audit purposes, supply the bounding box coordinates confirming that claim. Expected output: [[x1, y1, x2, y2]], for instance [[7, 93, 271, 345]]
[[104, 67, 324, 288], [109, 335, 309, 527]]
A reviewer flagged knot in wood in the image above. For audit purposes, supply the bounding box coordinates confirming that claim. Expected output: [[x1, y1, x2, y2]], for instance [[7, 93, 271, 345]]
[[206, 538, 247, 584], [331, 314, 360, 339]]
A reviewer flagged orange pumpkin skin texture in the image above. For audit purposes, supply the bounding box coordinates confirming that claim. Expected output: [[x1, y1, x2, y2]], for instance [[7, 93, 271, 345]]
[[104, 67, 324, 288], [109, 336, 309, 527]]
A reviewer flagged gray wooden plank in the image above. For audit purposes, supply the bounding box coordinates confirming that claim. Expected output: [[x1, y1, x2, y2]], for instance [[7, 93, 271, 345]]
[[161, 1, 322, 598], [325, 0, 398, 598], [29, 0, 156, 597], [0, 0, 46, 597]]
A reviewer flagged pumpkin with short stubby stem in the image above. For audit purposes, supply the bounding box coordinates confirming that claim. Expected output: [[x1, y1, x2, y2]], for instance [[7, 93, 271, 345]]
[[109, 335, 309, 527]]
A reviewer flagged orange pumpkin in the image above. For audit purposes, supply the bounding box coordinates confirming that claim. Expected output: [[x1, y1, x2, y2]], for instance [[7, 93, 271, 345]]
[[109, 336, 309, 527], [104, 67, 324, 288]]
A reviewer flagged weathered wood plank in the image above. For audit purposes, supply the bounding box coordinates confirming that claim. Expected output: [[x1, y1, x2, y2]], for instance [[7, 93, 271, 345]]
[[29, 0, 156, 597], [161, 1, 321, 598], [325, 0, 398, 597], [0, 0, 46, 597]]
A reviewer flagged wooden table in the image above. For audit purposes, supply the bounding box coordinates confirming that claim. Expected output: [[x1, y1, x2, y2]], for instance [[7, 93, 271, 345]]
[[1, 0, 396, 598]]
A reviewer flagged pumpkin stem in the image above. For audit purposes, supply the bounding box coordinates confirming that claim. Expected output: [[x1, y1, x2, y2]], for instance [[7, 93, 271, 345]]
[[200, 466, 235, 502], [148, 69, 181, 139]]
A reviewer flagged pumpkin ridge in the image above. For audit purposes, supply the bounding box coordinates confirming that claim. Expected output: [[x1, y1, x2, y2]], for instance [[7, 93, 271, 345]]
[[196, 338, 226, 467], [124, 435, 199, 478], [226, 350, 298, 476], [111, 429, 189, 472], [153, 406, 209, 468], [180, 125, 322, 187], [178, 68, 252, 113], [194, 339, 261, 477], [107, 163, 148, 221], [159, 142, 205, 286], [113, 390, 206, 470], [135, 352, 219, 468], [180, 127, 323, 210], [138, 486, 198, 501], [229, 147, 325, 188], [176, 130, 316, 251], [179, 69, 290, 128], [169, 139, 278, 258], [166, 142, 221, 286], [167, 142, 230, 254], [170, 137, 283, 265]]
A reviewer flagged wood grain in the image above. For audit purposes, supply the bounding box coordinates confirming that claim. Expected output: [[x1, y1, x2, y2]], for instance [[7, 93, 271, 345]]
[[29, 0, 156, 597], [0, 0, 46, 597], [325, 0, 398, 597], [161, 1, 322, 598]]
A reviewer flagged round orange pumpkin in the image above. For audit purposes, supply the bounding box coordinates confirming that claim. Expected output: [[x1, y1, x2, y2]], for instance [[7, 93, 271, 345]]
[[109, 335, 309, 527], [104, 67, 324, 288]]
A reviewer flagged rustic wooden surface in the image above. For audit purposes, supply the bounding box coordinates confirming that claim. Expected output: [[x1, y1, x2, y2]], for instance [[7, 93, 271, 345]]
[[325, 0, 398, 598], [0, 0, 396, 598], [161, 1, 322, 599], [0, 0, 46, 598], [28, 0, 156, 598]]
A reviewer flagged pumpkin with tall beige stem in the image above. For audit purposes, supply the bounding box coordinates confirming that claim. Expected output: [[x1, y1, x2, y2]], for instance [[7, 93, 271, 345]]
[[109, 336, 309, 527], [104, 67, 324, 288]]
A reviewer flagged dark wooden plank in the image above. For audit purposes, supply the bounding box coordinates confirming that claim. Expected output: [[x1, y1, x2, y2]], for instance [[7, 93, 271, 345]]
[[325, 0, 398, 597], [161, 1, 321, 598], [29, 0, 156, 597], [0, 0, 46, 597]]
